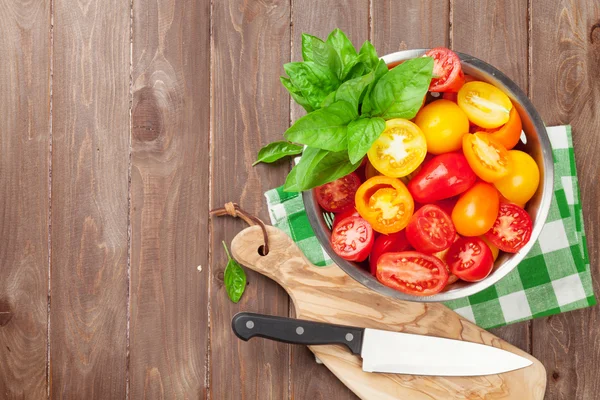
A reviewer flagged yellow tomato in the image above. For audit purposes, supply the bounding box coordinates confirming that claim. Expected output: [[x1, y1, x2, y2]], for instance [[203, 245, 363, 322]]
[[480, 235, 500, 260], [494, 150, 540, 205], [452, 182, 499, 237], [457, 81, 513, 129], [414, 99, 470, 154], [463, 132, 510, 182], [367, 119, 427, 178]]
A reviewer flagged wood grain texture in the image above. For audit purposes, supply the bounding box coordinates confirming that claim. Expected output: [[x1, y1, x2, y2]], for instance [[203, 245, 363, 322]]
[[129, 0, 210, 398], [50, 0, 130, 397], [530, 1, 600, 399], [210, 1, 291, 399], [232, 226, 547, 400], [451, 0, 531, 352], [0, 0, 50, 397]]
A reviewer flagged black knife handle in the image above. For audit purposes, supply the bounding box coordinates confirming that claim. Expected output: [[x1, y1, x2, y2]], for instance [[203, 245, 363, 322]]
[[232, 312, 364, 355]]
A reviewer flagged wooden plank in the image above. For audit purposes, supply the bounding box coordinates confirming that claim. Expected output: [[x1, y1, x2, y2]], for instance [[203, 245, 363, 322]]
[[50, 0, 130, 397], [128, 0, 210, 397], [0, 0, 50, 397], [530, 1, 600, 398], [451, 0, 531, 352], [288, 1, 368, 398], [210, 1, 291, 399]]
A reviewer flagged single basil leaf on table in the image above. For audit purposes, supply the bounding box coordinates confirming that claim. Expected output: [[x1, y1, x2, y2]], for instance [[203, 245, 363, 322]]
[[284, 100, 357, 152], [368, 56, 434, 119], [253, 141, 303, 166], [347, 117, 386, 164], [280, 77, 314, 113], [222, 241, 246, 303], [284, 62, 340, 110], [360, 59, 389, 115]]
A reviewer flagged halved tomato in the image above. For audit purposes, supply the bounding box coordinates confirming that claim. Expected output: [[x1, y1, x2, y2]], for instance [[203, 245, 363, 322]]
[[314, 172, 361, 213], [376, 251, 449, 296], [463, 132, 510, 182], [457, 81, 513, 129], [485, 203, 532, 253], [446, 237, 494, 282], [330, 216, 374, 262], [355, 176, 414, 234], [480, 106, 523, 149], [369, 230, 411, 275], [452, 182, 499, 237], [405, 205, 456, 253], [425, 48, 465, 92], [367, 119, 427, 178], [332, 208, 360, 229]]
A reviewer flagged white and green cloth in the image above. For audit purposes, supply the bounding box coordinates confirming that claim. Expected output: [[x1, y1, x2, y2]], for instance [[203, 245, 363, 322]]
[[265, 125, 596, 329]]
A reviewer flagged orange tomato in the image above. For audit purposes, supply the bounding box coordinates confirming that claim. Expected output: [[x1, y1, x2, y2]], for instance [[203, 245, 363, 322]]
[[462, 132, 510, 182], [480, 107, 523, 149], [457, 81, 513, 129], [494, 150, 540, 205], [355, 176, 414, 234], [480, 235, 500, 260], [451, 182, 499, 236]]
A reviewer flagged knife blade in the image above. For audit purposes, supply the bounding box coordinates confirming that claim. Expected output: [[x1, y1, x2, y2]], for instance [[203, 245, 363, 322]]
[[231, 312, 532, 376]]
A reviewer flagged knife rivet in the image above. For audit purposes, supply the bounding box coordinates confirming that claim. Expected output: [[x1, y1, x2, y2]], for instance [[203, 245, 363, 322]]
[[345, 333, 353, 342], [246, 321, 254, 329], [296, 327, 304, 335]]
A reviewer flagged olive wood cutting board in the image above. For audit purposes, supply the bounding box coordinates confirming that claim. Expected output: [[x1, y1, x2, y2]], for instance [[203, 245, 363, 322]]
[[231, 225, 546, 400]]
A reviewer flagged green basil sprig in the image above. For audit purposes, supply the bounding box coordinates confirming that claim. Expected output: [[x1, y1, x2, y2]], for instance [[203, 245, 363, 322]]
[[253, 141, 303, 166], [223, 242, 246, 303]]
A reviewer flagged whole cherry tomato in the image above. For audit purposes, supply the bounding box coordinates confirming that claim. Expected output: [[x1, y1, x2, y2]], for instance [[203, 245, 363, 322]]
[[414, 99, 470, 154], [494, 150, 540, 205], [480, 106, 523, 149], [452, 182, 499, 237]]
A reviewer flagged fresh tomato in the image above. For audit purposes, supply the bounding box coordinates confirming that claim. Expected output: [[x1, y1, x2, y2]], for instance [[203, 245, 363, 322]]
[[480, 107, 523, 149], [369, 231, 411, 275], [432, 236, 460, 285], [441, 75, 478, 102], [462, 132, 510, 182], [414, 99, 469, 154], [494, 150, 540, 205], [457, 81, 513, 129], [330, 216, 374, 262], [408, 153, 477, 203], [314, 172, 361, 213], [452, 182, 499, 236], [406, 205, 456, 253], [446, 237, 494, 282], [480, 235, 500, 260], [485, 203, 532, 253], [355, 176, 414, 234], [367, 119, 427, 178], [425, 48, 465, 92], [332, 208, 360, 229], [376, 251, 449, 296], [498, 192, 525, 209], [434, 197, 458, 216]]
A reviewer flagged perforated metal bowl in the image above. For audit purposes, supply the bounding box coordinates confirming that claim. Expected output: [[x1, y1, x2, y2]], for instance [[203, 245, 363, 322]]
[[303, 50, 554, 302]]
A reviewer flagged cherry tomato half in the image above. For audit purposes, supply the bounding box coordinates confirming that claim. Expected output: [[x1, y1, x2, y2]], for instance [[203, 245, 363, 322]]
[[407, 152, 477, 203], [330, 216, 374, 262], [485, 203, 532, 253], [414, 99, 469, 154], [441, 75, 478, 102], [446, 237, 494, 282], [406, 205, 456, 254], [314, 172, 361, 213], [494, 150, 540, 205], [463, 132, 510, 182], [452, 182, 499, 237], [332, 208, 360, 229], [376, 251, 449, 296], [457, 81, 513, 129], [480, 106, 523, 149], [425, 47, 465, 92], [355, 176, 415, 234], [369, 231, 411, 275], [367, 119, 427, 178]]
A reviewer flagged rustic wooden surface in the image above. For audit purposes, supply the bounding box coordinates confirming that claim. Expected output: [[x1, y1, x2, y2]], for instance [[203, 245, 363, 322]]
[[0, 0, 598, 399]]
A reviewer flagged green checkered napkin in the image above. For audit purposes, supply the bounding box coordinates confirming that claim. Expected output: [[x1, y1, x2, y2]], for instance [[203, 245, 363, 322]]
[[265, 126, 596, 329]]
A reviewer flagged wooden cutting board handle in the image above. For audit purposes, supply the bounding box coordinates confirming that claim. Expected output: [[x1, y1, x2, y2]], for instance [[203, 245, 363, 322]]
[[231, 226, 547, 400]]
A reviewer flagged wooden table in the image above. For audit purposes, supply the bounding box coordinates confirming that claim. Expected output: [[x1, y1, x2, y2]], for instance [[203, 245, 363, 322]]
[[0, 0, 598, 398]]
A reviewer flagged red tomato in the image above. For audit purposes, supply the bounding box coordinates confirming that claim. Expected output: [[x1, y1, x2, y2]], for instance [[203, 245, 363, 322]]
[[332, 208, 360, 229], [314, 172, 361, 213], [485, 203, 532, 253], [425, 48, 465, 92], [376, 251, 449, 296], [407, 153, 477, 203], [330, 216, 374, 262], [432, 242, 460, 286], [434, 197, 458, 216], [369, 231, 411, 275], [406, 205, 456, 253], [446, 237, 494, 282]]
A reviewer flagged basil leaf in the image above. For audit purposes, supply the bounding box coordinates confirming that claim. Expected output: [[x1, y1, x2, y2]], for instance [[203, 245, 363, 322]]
[[284, 147, 361, 192], [284, 62, 340, 109], [368, 57, 433, 119], [358, 40, 379, 70], [280, 77, 314, 113], [222, 242, 246, 303], [326, 29, 358, 78], [320, 91, 336, 108], [253, 141, 303, 166], [301, 33, 316, 61], [360, 59, 389, 115], [284, 100, 356, 151], [333, 71, 375, 112], [347, 117, 386, 164], [283, 164, 300, 192]]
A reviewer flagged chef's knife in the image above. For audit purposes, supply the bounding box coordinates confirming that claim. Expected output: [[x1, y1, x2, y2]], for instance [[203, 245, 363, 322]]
[[232, 312, 532, 376]]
